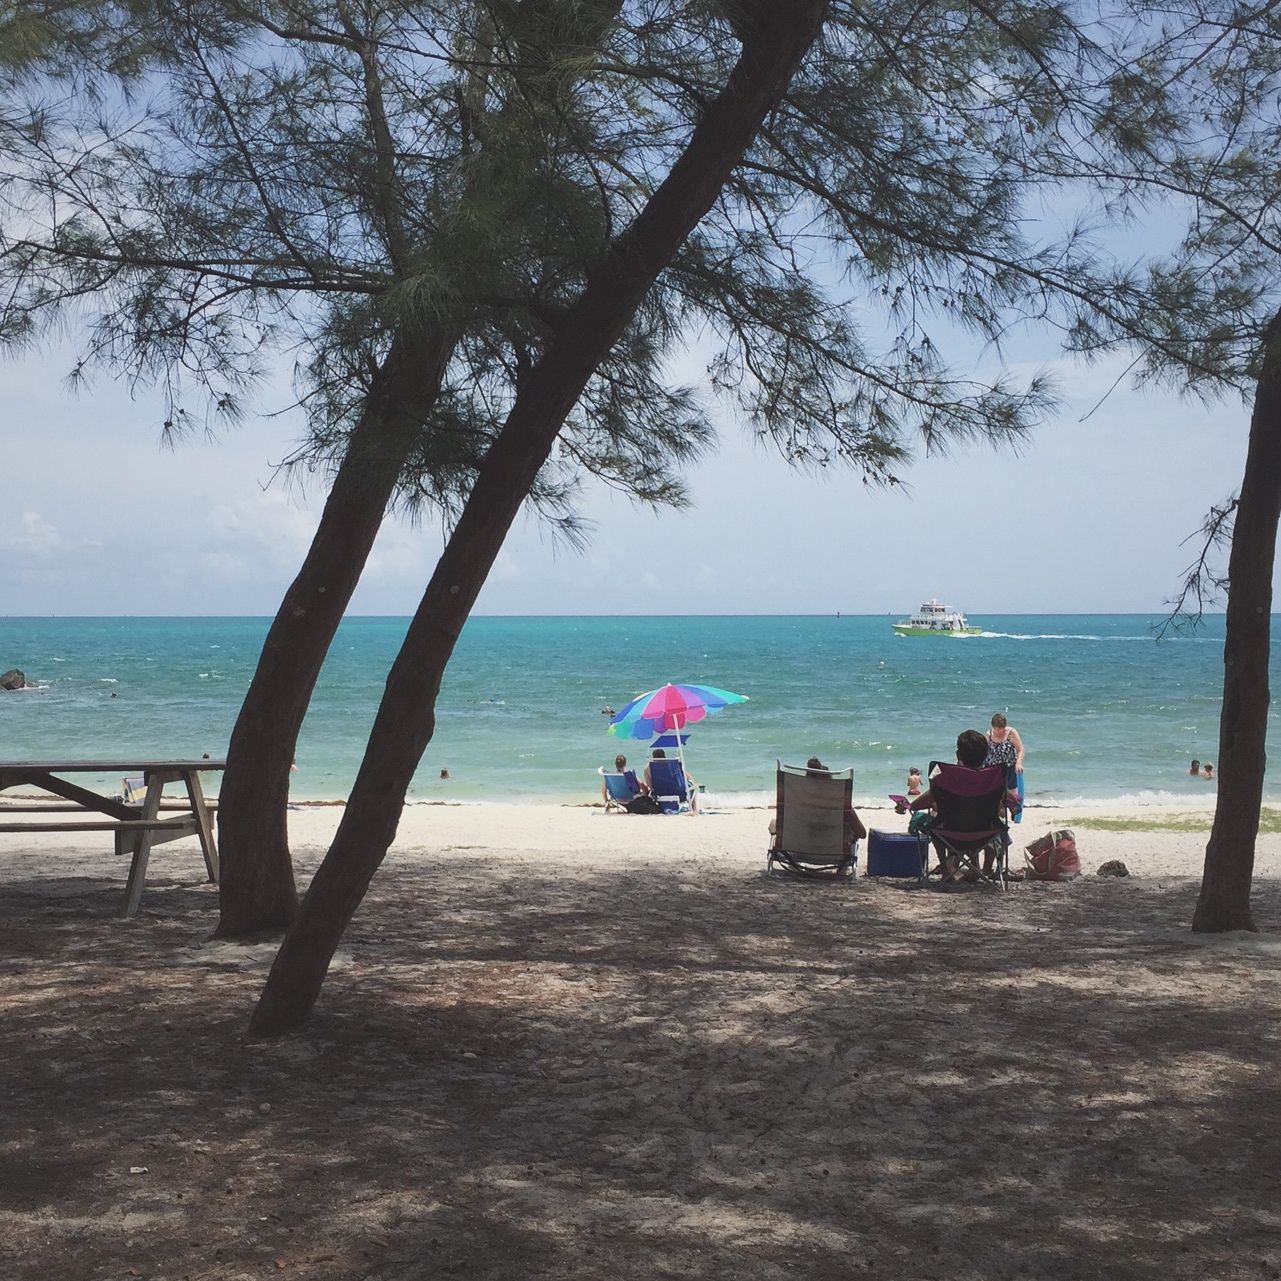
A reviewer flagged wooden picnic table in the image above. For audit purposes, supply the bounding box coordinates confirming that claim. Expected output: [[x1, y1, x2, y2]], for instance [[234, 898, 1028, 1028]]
[[0, 759, 225, 915]]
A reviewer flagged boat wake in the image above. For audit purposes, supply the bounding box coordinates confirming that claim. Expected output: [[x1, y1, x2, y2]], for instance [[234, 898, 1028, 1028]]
[[977, 631, 1151, 642]]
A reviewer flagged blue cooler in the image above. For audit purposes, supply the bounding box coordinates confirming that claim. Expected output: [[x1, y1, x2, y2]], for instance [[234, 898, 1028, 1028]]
[[866, 830, 924, 878]]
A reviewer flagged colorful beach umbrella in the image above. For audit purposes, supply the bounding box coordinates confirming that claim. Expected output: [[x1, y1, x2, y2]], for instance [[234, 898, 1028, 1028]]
[[607, 682, 747, 761], [607, 683, 747, 801]]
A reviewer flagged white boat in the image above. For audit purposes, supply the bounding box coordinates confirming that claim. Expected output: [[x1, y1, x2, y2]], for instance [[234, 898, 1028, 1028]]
[[892, 599, 981, 636]]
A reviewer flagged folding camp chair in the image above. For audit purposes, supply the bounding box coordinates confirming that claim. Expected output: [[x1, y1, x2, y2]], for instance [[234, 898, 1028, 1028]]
[[599, 767, 642, 811], [922, 761, 1012, 888], [646, 756, 694, 813], [767, 761, 859, 878]]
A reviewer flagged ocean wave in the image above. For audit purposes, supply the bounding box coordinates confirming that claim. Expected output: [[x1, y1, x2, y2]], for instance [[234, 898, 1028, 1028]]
[[1027, 789, 1218, 812], [703, 789, 774, 809], [708, 787, 1232, 814]]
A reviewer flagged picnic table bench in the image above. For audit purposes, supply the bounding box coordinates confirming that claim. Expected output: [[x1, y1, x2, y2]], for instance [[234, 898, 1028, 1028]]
[[0, 759, 225, 915]]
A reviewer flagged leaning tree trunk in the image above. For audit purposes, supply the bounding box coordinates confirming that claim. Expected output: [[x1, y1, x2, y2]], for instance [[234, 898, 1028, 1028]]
[[213, 7, 631, 940], [214, 331, 453, 938], [1193, 312, 1281, 933], [248, 0, 829, 1035]]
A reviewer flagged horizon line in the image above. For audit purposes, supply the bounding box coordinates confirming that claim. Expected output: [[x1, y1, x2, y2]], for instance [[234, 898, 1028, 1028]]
[[0, 610, 1237, 621]]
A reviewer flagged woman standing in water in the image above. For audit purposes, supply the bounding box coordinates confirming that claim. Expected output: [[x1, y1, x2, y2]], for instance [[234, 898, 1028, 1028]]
[[985, 712, 1025, 823]]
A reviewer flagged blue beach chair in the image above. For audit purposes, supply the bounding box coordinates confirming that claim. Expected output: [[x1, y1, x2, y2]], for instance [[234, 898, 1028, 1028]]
[[599, 767, 643, 811], [646, 756, 694, 813]]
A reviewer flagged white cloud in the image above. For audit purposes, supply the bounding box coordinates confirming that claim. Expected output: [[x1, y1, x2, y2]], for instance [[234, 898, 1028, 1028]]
[[7, 511, 62, 555], [203, 490, 318, 577], [488, 547, 521, 581], [198, 551, 253, 579], [363, 519, 440, 581]]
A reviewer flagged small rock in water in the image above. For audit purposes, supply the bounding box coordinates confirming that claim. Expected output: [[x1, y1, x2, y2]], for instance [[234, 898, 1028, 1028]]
[[1097, 860, 1129, 878], [0, 668, 26, 690]]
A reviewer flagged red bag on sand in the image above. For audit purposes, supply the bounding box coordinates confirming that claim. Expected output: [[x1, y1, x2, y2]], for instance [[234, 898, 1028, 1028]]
[[1024, 829, 1082, 881]]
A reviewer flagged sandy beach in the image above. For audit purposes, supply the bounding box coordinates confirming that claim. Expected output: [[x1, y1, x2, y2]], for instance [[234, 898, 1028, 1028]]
[[3, 800, 1280, 1279]]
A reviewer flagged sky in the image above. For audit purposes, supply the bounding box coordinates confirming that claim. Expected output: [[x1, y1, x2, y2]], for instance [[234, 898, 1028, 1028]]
[[0, 331, 1266, 618]]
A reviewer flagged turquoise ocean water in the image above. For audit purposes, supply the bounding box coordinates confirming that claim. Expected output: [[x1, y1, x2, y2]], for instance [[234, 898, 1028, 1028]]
[[1, 614, 1274, 809]]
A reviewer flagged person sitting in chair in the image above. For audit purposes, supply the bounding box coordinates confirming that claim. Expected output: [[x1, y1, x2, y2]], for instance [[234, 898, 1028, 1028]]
[[645, 748, 699, 813], [602, 753, 646, 809], [910, 730, 1020, 880], [769, 756, 867, 849]]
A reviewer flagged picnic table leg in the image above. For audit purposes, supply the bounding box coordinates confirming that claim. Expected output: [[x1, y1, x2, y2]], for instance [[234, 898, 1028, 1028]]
[[121, 775, 165, 916], [184, 770, 219, 883]]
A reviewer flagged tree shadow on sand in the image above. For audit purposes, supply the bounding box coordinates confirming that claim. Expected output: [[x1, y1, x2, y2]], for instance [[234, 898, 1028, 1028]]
[[2, 852, 1279, 1280]]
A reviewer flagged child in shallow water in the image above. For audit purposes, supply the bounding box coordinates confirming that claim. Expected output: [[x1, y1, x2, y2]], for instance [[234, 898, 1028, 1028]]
[[907, 767, 923, 796]]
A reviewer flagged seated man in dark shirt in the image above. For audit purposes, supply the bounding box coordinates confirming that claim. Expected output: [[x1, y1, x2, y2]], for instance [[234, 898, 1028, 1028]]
[[910, 730, 1021, 880]]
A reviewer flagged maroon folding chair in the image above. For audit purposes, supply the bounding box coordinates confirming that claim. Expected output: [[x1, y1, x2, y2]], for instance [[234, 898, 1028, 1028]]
[[923, 761, 1012, 888]]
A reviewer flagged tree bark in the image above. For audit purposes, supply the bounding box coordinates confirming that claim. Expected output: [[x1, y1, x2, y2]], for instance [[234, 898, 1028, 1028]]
[[214, 330, 453, 938], [214, 5, 632, 940], [248, 0, 829, 1034], [1193, 311, 1281, 933]]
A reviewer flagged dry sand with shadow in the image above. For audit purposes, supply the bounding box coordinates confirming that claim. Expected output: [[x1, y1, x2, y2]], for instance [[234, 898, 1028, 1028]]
[[1, 803, 1279, 1280]]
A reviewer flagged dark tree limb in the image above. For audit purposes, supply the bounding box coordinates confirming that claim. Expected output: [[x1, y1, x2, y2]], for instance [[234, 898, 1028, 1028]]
[[1159, 497, 1237, 636], [247, 0, 830, 1035]]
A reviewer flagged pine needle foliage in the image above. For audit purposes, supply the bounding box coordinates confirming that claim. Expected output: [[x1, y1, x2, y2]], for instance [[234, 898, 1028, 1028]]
[[0, 0, 1189, 522]]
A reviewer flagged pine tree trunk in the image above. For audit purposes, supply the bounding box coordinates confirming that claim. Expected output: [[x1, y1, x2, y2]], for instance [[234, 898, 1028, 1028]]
[[214, 331, 453, 938], [1193, 313, 1281, 933], [248, 0, 829, 1034]]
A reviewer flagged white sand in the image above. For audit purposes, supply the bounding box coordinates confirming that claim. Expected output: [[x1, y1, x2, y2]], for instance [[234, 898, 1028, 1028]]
[[2, 797, 1275, 882], [287, 798, 1276, 881]]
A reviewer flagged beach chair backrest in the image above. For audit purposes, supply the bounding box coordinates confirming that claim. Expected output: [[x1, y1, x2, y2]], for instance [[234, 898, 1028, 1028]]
[[928, 762, 1006, 836], [122, 776, 147, 805], [775, 763, 853, 858], [647, 757, 689, 802], [601, 770, 638, 803]]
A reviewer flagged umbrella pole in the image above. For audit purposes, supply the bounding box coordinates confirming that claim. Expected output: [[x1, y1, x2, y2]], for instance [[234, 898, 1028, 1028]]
[[674, 717, 694, 814]]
